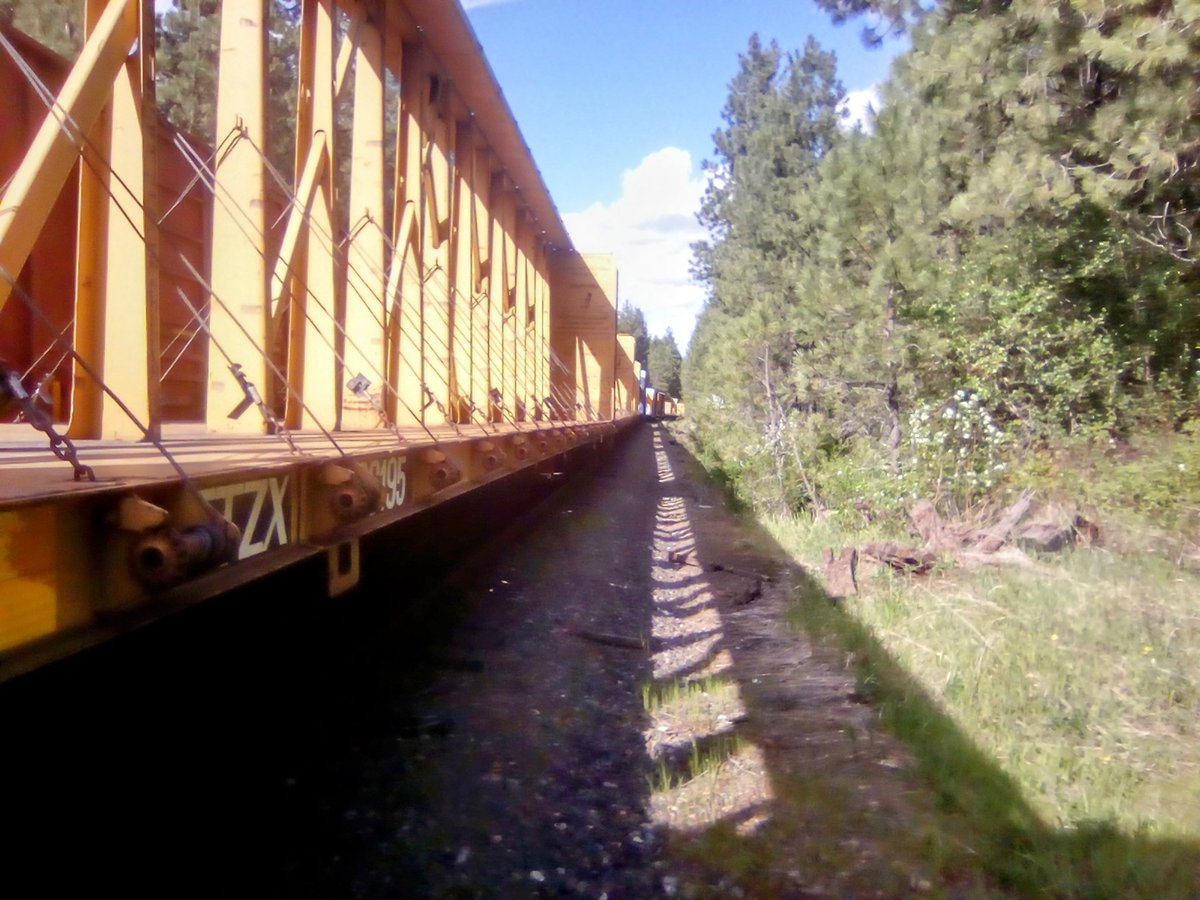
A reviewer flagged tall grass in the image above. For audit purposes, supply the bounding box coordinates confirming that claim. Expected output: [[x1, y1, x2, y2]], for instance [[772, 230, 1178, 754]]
[[766, 510, 1200, 893]]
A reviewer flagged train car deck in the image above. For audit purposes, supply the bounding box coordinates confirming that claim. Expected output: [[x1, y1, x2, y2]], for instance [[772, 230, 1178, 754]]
[[0, 420, 613, 506]]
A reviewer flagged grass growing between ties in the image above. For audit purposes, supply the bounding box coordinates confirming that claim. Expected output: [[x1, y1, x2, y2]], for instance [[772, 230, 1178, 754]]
[[768, 511, 1200, 896], [641, 675, 747, 794]]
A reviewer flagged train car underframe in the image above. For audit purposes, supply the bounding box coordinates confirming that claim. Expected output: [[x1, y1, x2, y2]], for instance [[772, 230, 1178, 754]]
[[0, 418, 633, 682]]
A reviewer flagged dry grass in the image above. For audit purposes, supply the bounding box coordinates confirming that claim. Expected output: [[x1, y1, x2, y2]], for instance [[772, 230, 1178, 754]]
[[766, 509, 1200, 895]]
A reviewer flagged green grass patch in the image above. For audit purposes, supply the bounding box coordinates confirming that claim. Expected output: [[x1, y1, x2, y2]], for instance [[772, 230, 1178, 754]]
[[769, 512, 1200, 896], [641, 674, 735, 716]]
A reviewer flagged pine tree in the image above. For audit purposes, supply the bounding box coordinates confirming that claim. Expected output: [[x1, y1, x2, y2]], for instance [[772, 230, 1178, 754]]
[[156, 0, 299, 178], [617, 302, 650, 367], [0, 0, 83, 59], [646, 329, 682, 398], [688, 35, 844, 506]]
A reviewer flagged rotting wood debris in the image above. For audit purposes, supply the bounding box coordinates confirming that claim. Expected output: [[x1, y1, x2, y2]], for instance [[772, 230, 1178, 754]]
[[821, 491, 1102, 598]]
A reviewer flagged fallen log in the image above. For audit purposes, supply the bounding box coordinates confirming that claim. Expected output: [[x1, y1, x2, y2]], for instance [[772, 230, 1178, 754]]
[[973, 488, 1035, 553], [958, 546, 1040, 570], [861, 542, 938, 575], [1013, 504, 1102, 553]]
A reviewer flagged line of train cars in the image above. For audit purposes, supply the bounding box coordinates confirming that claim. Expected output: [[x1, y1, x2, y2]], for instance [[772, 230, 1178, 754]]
[[0, 1, 675, 680]]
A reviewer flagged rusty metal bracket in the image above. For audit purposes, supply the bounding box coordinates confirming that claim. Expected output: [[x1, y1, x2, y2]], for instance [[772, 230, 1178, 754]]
[[228, 363, 299, 453]]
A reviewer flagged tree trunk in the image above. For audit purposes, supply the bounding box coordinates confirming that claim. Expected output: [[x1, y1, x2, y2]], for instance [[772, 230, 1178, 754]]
[[884, 285, 901, 469]]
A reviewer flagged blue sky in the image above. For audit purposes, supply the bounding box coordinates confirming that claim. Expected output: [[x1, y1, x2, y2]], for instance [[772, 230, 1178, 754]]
[[462, 0, 906, 349]]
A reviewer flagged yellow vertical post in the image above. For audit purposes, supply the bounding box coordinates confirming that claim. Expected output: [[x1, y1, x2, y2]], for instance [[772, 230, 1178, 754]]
[[548, 251, 574, 421], [294, 0, 339, 431], [206, 0, 268, 434], [450, 120, 476, 424], [487, 172, 507, 423], [513, 226, 529, 420], [343, 10, 387, 430], [423, 84, 453, 423], [532, 242, 550, 419], [48, 0, 146, 440], [470, 143, 492, 422], [394, 42, 425, 425], [616, 334, 637, 415], [69, 0, 116, 439], [502, 190, 518, 421], [96, 0, 159, 439]]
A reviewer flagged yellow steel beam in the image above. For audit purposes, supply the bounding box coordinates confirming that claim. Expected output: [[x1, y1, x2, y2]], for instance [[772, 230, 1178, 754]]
[[502, 194, 519, 419], [487, 172, 508, 422], [450, 120, 477, 423], [206, 0, 269, 434], [68, 0, 161, 441], [69, 1, 116, 439], [269, 132, 328, 333], [0, 0, 138, 314], [343, 10, 387, 429], [616, 333, 637, 415], [469, 142, 493, 419], [422, 89, 453, 421], [288, 0, 339, 431], [396, 43, 426, 425], [513, 219, 530, 419], [284, 0, 316, 423], [332, 0, 366, 100], [99, 0, 159, 440], [533, 241, 550, 417], [471, 142, 491, 295]]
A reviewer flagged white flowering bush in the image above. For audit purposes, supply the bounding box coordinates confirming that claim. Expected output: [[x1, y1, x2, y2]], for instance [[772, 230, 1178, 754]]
[[907, 389, 1012, 509]]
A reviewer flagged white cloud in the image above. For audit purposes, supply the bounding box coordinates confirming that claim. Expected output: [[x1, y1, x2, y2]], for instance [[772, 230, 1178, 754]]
[[563, 147, 706, 351], [839, 84, 882, 133]]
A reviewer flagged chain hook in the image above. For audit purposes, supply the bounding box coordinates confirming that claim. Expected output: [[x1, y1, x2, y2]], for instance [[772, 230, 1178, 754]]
[[0, 364, 96, 482]]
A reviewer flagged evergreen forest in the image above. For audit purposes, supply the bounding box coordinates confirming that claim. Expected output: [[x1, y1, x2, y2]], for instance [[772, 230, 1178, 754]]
[[685, 0, 1200, 521], [679, 8, 1200, 888]]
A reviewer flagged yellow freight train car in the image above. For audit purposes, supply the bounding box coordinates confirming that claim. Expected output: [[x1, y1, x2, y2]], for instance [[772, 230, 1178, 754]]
[[0, 0, 644, 680]]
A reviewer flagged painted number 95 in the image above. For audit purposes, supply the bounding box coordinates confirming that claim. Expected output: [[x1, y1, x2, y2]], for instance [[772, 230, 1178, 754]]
[[367, 456, 407, 510]]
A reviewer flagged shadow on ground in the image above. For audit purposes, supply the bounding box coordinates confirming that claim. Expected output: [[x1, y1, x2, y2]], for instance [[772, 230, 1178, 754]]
[[647, 422, 1200, 897]]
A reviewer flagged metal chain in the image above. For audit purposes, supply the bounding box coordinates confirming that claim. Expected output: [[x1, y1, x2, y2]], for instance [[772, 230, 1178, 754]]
[[1, 366, 96, 482], [421, 383, 461, 435]]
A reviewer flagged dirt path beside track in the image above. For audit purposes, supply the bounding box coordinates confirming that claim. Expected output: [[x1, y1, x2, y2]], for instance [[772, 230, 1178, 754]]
[[271, 421, 971, 898]]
